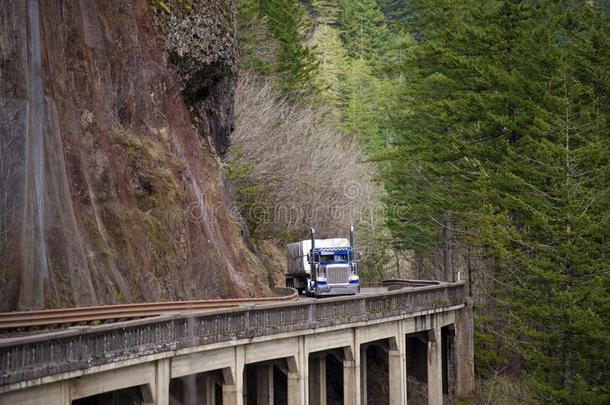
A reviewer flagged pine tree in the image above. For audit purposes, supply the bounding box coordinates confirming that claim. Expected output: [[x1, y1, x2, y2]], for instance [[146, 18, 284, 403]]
[[492, 2, 610, 400], [383, 0, 481, 262], [377, 0, 412, 26], [383, 0, 610, 401], [337, 0, 387, 59], [259, 0, 320, 94], [311, 0, 341, 25], [310, 25, 349, 107]]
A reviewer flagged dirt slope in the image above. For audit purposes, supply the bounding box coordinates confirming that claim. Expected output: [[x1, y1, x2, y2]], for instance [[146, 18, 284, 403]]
[[0, 0, 270, 310]]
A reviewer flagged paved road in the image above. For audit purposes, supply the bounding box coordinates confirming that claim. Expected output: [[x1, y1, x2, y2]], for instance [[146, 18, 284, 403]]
[[296, 286, 388, 301]]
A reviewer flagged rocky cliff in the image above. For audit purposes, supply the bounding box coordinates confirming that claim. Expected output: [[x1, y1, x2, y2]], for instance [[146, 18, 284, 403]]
[[0, 0, 270, 311]]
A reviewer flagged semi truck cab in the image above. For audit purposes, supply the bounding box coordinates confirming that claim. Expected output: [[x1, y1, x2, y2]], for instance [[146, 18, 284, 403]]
[[286, 227, 360, 297], [309, 246, 360, 296]]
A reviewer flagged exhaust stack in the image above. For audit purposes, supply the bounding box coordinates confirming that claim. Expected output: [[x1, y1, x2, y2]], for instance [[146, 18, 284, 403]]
[[310, 228, 315, 251], [310, 228, 316, 279]]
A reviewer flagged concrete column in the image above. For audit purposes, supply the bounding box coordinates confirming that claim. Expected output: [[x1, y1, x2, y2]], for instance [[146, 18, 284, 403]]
[[456, 304, 475, 397], [154, 358, 170, 405], [428, 327, 443, 405], [223, 347, 244, 405], [183, 375, 197, 405], [343, 359, 356, 405], [443, 326, 458, 405], [287, 354, 305, 405], [223, 380, 239, 405], [388, 349, 403, 405], [399, 320, 408, 404], [360, 343, 368, 405], [353, 329, 363, 405], [343, 346, 356, 405], [302, 337, 310, 405], [309, 354, 327, 405], [203, 374, 216, 405], [256, 364, 274, 405], [288, 371, 304, 405]]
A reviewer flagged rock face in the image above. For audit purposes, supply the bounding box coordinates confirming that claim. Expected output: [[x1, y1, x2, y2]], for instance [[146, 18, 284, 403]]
[[0, 0, 269, 311], [150, 0, 238, 156]]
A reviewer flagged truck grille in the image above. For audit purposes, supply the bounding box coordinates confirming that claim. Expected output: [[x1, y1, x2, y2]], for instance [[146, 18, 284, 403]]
[[326, 266, 350, 284]]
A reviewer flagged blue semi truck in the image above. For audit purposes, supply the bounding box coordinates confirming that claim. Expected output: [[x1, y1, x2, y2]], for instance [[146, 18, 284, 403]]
[[285, 227, 360, 297]]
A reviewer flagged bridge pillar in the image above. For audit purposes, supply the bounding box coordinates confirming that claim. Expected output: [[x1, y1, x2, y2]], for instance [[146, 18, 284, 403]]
[[256, 364, 274, 405], [154, 358, 170, 405], [181, 375, 198, 405], [222, 371, 240, 405], [309, 353, 327, 405], [301, 337, 310, 405], [428, 327, 443, 405], [343, 347, 356, 405], [287, 355, 305, 405], [223, 347, 244, 405], [388, 337, 405, 405], [359, 343, 368, 404], [456, 303, 475, 396]]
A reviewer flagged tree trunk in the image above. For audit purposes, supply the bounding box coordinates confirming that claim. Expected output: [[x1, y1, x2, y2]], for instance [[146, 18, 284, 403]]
[[443, 213, 454, 282]]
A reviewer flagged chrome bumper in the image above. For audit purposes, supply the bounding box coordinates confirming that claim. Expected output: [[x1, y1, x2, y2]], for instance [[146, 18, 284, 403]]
[[313, 284, 359, 296]]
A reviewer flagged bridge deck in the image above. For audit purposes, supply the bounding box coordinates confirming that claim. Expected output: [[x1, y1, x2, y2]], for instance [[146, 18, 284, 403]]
[[0, 282, 465, 390]]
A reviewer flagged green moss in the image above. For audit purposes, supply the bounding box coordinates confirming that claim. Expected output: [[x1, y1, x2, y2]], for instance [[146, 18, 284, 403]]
[[150, 0, 171, 14], [179, 0, 193, 14], [278, 229, 296, 244], [249, 56, 273, 76], [114, 288, 124, 302], [119, 12, 131, 24]]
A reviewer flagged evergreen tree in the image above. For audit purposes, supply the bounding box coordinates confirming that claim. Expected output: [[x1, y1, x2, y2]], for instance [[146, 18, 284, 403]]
[[342, 59, 382, 143], [259, 0, 320, 94], [311, 0, 341, 25], [337, 0, 387, 59], [311, 25, 349, 107], [377, 0, 412, 26], [383, 0, 610, 401], [492, 2, 610, 400]]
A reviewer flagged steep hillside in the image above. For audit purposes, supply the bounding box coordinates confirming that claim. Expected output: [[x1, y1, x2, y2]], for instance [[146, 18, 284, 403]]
[[0, 0, 270, 311]]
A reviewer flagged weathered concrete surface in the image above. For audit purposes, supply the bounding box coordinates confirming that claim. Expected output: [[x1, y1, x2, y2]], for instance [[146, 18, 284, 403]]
[[455, 299, 475, 397]]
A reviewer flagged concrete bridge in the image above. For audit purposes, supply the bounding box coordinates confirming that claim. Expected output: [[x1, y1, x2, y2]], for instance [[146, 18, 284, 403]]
[[0, 282, 474, 405]]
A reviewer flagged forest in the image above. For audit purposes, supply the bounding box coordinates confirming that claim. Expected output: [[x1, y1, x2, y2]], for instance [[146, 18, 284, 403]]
[[230, 0, 610, 403]]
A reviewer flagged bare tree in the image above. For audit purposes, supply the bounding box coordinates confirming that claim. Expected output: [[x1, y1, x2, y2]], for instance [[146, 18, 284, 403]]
[[230, 71, 381, 242]]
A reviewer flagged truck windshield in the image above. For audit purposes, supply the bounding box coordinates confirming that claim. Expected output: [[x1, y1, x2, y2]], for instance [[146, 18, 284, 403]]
[[320, 254, 348, 263]]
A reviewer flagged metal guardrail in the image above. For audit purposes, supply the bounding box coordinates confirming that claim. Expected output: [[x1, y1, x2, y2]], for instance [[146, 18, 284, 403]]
[[0, 282, 465, 386], [0, 288, 297, 331]]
